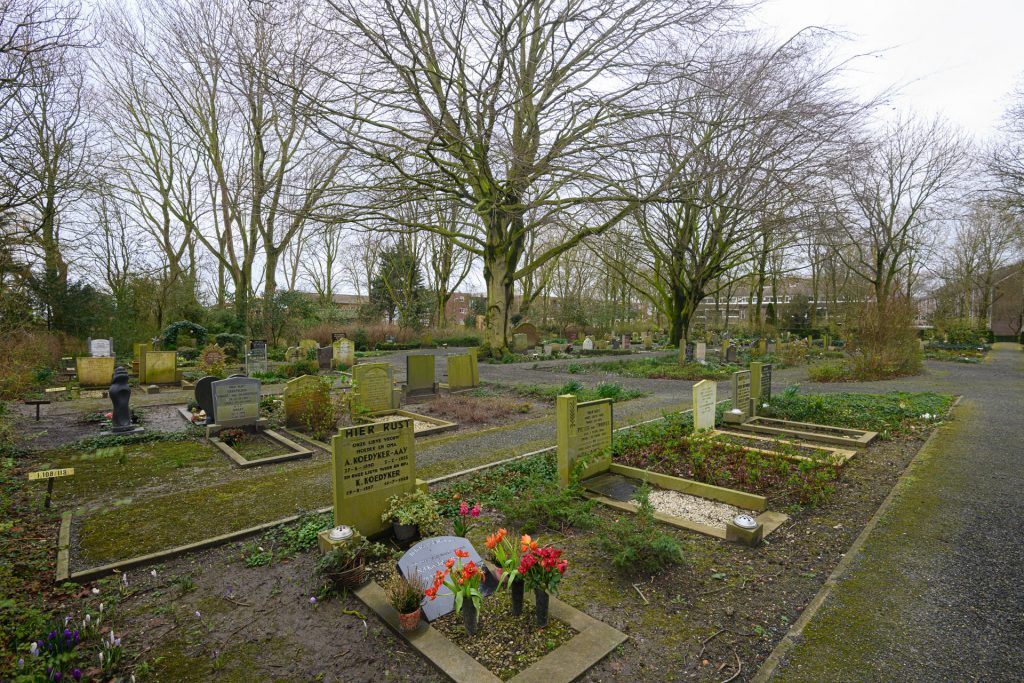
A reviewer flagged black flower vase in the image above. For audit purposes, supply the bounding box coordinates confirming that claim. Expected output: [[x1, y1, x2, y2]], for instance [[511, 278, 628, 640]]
[[510, 578, 525, 616], [462, 600, 479, 636], [534, 589, 550, 627]]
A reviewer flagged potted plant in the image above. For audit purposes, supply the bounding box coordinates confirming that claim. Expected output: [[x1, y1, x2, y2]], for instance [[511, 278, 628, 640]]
[[385, 571, 425, 632], [518, 535, 568, 627], [315, 532, 389, 590], [425, 549, 484, 635], [381, 490, 444, 543], [486, 528, 524, 615]]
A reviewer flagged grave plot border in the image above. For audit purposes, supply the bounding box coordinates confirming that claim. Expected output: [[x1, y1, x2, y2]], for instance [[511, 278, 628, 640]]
[[581, 463, 789, 541], [710, 429, 857, 466], [354, 572, 627, 683], [209, 428, 313, 468], [730, 416, 877, 447], [358, 409, 458, 437]]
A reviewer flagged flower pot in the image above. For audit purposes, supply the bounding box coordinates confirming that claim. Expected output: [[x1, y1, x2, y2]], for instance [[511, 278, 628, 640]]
[[462, 600, 479, 636], [328, 557, 366, 590], [398, 606, 422, 632], [534, 589, 550, 628], [393, 522, 418, 544], [510, 578, 525, 616]]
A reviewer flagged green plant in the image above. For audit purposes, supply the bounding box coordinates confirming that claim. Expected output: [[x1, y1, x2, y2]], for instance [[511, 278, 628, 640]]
[[277, 512, 333, 554], [316, 532, 391, 576], [599, 484, 683, 575], [566, 363, 583, 374], [495, 472, 596, 534], [172, 573, 196, 593], [244, 542, 273, 567], [283, 359, 319, 378], [385, 571, 425, 613], [381, 490, 445, 536], [595, 383, 624, 400]]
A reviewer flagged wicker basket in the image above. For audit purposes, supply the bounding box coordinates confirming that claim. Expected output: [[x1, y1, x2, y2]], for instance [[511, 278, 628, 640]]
[[328, 557, 367, 590]]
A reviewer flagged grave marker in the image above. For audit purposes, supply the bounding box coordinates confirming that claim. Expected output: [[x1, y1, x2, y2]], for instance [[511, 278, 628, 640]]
[[352, 363, 395, 412], [581, 336, 594, 351], [695, 341, 706, 362], [28, 467, 74, 508], [621, 334, 631, 350], [332, 418, 416, 536], [556, 394, 613, 487], [760, 363, 772, 405], [692, 380, 717, 431], [642, 332, 652, 350], [75, 357, 115, 388], [726, 345, 738, 363], [446, 352, 478, 390], [317, 346, 334, 370], [398, 537, 495, 622], [285, 346, 301, 362], [283, 374, 322, 427], [406, 355, 436, 396], [133, 342, 152, 383], [88, 338, 113, 357], [731, 370, 752, 421], [211, 376, 261, 427], [194, 376, 217, 424], [512, 333, 529, 352], [144, 351, 177, 384], [247, 339, 268, 375], [333, 337, 355, 367], [299, 338, 319, 351]]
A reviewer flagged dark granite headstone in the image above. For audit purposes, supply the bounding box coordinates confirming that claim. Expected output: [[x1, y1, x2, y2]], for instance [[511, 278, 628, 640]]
[[397, 536, 498, 622], [317, 346, 333, 370], [760, 363, 773, 404], [726, 346, 738, 363], [685, 342, 695, 362], [194, 375, 217, 425]]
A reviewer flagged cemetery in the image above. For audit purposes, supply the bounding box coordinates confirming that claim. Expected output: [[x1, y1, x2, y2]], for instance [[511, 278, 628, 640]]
[[2, 1, 1022, 681]]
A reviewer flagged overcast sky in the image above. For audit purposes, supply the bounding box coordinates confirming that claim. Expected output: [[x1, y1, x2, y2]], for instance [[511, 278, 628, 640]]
[[750, 0, 1024, 140]]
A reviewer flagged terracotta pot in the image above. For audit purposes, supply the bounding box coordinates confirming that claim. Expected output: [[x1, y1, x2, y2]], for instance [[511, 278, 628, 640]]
[[398, 606, 422, 632]]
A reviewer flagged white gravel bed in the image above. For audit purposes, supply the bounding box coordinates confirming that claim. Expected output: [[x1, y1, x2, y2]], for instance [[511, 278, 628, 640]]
[[647, 489, 753, 529]]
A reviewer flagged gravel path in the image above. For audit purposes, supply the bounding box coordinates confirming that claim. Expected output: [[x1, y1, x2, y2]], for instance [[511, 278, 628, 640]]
[[768, 343, 1024, 682]]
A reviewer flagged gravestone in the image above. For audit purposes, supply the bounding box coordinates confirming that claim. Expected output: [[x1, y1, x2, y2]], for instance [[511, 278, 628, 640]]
[[726, 345, 738, 363], [512, 322, 540, 347], [759, 363, 772, 405], [556, 394, 613, 487], [468, 348, 479, 386], [76, 357, 115, 388], [283, 374, 322, 427], [331, 332, 346, 342], [756, 339, 767, 356], [731, 370, 752, 421], [695, 341, 707, 362], [211, 376, 261, 427], [285, 346, 301, 362], [692, 379, 717, 432], [581, 336, 594, 351], [512, 333, 529, 352], [317, 346, 334, 371], [642, 332, 652, 350], [750, 362, 764, 409], [331, 418, 416, 536], [194, 376, 217, 425], [133, 342, 152, 383], [333, 337, 355, 368], [446, 352, 478, 390], [299, 339, 319, 351], [610, 338, 620, 350], [352, 363, 395, 412], [542, 343, 554, 356], [88, 338, 113, 357], [720, 339, 731, 362], [406, 355, 436, 396], [247, 340, 268, 375], [621, 335, 631, 350], [398, 537, 497, 622], [145, 351, 177, 384], [767, 340, 776, 354]]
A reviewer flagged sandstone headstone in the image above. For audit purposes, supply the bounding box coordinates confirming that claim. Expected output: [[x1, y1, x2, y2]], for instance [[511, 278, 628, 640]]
[[352, 363, 394, 412], [692, 379, 717, 432], [88, 338, 113, 357], [512, 333, 529, 352], [333, 337, 355, 368], [695, 342, 707, 362], [398, 537, 496, 622], [283, 374, 322, 427], [446, 354, 474, 389], [145, 351, 177, 384], [726, 345, 738, 363], [76, 357, 115, 388], [285, 346, 301, 362], [731, 370, 752, 421], [133, 342, 152, 383], [556, 394, 613, 487], [331, 418, 416, 536], [406, 355, 436, 396], [211, 375, 261, 428], [512, 322, 540, 347]]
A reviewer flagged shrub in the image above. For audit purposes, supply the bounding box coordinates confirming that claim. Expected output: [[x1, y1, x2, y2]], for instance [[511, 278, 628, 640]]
[[595, 383, 624, 400], [807, 361, 849, 383], [381, 490, 446, 536], [282, 359, 319, 378], [291, 377, 338, 439], [845, 298, 921, 380], [599, 484, 683, 575], [0, 329, 64, 399], [494, 467, 596, 534]]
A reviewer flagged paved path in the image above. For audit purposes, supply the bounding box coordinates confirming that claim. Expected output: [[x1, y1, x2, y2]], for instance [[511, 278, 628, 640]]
[[765, 343, 1024, 682]]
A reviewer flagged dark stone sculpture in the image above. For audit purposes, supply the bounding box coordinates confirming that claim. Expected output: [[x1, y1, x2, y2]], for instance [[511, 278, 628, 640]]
[[109, 366, 141, 433]]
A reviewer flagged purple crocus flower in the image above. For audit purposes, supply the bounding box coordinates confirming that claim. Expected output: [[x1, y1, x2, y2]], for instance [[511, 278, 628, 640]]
[[72, 669, 82, 681]]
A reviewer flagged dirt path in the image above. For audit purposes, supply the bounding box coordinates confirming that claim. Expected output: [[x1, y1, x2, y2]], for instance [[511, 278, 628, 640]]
[[764, 343, 1024, 681]]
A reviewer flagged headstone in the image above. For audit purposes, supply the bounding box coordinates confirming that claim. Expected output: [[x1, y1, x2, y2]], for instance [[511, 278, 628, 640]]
[[556, 394, 613, 487], [285, 346, 301, 362], [759, 363, 772, 405], [317, 346, 334, 370], [695, 342, 707, 362], [750, 362, 764, 408], [621, 335, 631, 350], [446, 354, 474, 389], [756, 339, 767, 356], [596, 339, 609, 350], [88, 338, 113, 357], [731, 370, 752, 421], [767, 340, 776, 354], [823, 334, 831, 350], [692, 379, 716, 432], [720, 339, 731, 362], [247, 339, 268, 375], [543, 343, 554, 355], [331, 418, 416, 536], [642, 332, 652, 350], [145, 351, 177, 384], [109, 366, 141, 433], [283, 374, 322, 427], [512, 322, 540, 347], [726, 345, 738, 363], [331, 332, 346, 342], [76, 357, 116, 388], [467, 348, 479, 386], [406, 355, 436, 396], [333, 337, 355, 368], [398, 537, 496, 622], [581, 336, 594, 351], [352, 363, 395, 412], [133, 342, 152, 383], [194, 376, 217, 425], [211, 375, 261, 427], [512, 333, 529, 352]]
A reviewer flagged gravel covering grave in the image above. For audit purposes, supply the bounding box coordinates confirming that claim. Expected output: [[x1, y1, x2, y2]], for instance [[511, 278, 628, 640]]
[[646, 488, 753, 529]]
